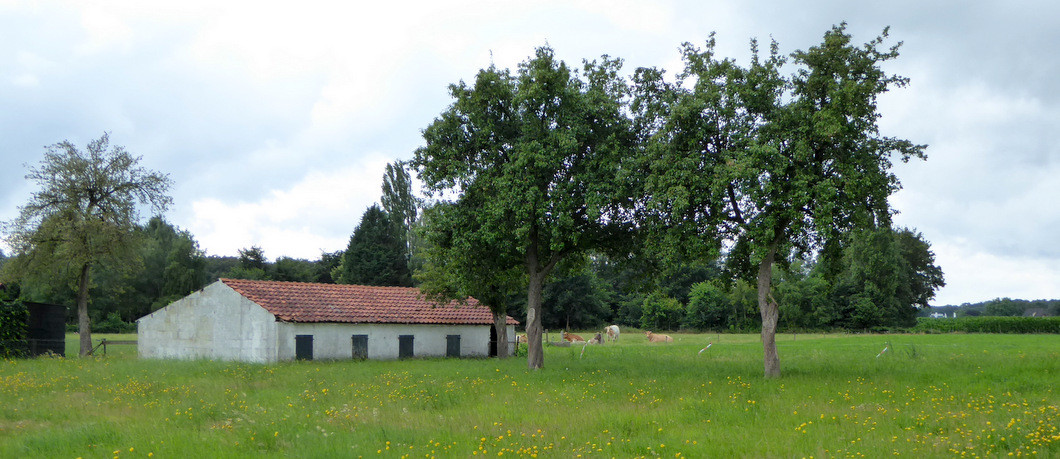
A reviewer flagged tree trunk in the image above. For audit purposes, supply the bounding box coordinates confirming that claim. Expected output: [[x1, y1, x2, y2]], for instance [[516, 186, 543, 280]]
[[525, 270, 545, 369], [493, 309, 509, 359], [77, 262, 92, 357], [757, 243, 780, 378]]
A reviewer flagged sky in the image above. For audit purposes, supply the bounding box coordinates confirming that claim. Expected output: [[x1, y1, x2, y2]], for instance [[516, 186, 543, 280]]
[[1, 0, 1057, 306]]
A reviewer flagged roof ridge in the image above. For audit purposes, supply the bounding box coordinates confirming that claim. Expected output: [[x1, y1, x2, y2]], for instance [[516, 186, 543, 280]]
[[220, 278, 421, 291], [215, 279, 518, 325]]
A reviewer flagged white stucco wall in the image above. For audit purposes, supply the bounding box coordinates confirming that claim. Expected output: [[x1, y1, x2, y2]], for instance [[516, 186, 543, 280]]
[[276, 323, 516, 360], [139, 281, 518, 363], [137, 282, 279, 363]]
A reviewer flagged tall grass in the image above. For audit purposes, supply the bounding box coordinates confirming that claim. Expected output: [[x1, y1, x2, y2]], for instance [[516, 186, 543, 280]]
[[1, 332, 1056, 458]]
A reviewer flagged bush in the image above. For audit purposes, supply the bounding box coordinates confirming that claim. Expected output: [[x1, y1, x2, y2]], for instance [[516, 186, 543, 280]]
[[684, 281, 729, 330], [640, 293, 684, 331], [912, 317, 1060, 334], [0, 300, 28, 358], [93, 312, 138, 333]]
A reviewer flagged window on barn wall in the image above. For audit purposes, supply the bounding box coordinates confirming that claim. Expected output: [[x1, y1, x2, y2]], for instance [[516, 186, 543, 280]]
[[446, 335, 461, 357], [398, 335, 414, 359], [351, 334, 368, 359], [295, 335, 314, 360]]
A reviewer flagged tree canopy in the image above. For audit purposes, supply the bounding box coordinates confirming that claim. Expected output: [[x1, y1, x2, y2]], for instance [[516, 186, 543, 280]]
[[333, 204, 412, 287], [413, 46, 636, 369], [2, 133, 171, 355], [634, 24, 926, 377]]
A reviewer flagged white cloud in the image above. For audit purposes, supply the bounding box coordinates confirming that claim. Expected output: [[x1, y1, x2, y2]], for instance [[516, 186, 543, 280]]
[[186, 156, 392, 259], [931, 240, 1060, 305]]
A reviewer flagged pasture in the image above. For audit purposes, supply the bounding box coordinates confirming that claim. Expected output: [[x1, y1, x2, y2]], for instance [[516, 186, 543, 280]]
[[1, 332, 1057, 458]]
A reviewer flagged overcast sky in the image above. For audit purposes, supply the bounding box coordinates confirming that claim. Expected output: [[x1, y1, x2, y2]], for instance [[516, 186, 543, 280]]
[[2, 0, 1057, 305]]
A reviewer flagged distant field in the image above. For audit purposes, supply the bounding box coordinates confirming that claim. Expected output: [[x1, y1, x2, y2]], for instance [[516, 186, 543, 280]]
[[2, 332, 1057, 458]]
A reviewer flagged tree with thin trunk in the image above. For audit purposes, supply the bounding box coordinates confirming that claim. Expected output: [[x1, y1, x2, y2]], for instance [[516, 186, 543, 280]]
[[381, 161, 419, 262], [2, 133, 171, 356], [635, 25, 925, 377], [413, 47, 635, 369], [415, 201, 522, 358]]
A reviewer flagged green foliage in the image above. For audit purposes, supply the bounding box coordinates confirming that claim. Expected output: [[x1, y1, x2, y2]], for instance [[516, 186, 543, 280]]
[[97, 217, 209, 318], [930, 298, 1060, 318], [634, 25, 925, 376], [413, 46, 636, 368], [0, 299, 28, 358], [334, 205, 411, 287], [983, 298, 1026, 317], [312, 250, 343, 284], [639, 292, 685, 331], [272, 257, 318, 283], [541, 272, 613, 330], [381, 161, 419, 262], [912, 317, 1060, 334], [414, 202, 523, 357], [93, 312, 137, 334], [683, 281, 730, 330], [237, 246, 268, 271], [2, 132, 172, 356]]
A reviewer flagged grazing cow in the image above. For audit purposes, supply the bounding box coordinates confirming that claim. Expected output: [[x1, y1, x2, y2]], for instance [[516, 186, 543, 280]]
[[645, 331, 674, 343], [604, 325, 620, 342], [562, 330, 585, 342]]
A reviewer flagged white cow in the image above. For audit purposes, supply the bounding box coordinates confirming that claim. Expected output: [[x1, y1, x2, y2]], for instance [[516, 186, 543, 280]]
[[605, 325, 620, 343]]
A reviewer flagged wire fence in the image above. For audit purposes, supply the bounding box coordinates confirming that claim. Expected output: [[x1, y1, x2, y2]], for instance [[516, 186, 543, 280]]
[[0, 338, 66, 357]]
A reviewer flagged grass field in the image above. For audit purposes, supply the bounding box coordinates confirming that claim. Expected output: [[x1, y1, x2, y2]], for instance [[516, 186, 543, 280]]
[[1, 332, 1057, 458]]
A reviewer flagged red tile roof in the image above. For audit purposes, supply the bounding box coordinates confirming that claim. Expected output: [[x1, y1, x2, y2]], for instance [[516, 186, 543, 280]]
[[220, 279, 518, 325]]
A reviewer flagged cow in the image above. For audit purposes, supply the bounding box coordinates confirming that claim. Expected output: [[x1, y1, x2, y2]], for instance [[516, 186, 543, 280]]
[[516, 334, 527, 344], [604, 325, 620, 342], [562, 330, 585, 342], [645, 331, 674, 343], [587, 333, 603, 345]]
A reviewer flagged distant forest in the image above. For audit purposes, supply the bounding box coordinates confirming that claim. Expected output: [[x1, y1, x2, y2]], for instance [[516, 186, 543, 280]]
[[926, 298, 1060, 318]]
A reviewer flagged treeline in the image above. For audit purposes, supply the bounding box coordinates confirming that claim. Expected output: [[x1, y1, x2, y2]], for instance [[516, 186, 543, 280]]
[[511, 226, 944, 333], [926, 298, 1059, 318], [0, 208, 945, 333], [912, 316, 1060, 334]]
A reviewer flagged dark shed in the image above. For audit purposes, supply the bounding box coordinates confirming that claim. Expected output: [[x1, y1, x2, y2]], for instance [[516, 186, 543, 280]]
[[26, 302, 65, 357]]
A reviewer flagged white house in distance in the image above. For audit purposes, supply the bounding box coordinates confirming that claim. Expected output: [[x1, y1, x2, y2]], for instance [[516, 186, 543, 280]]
[[138, 278, 518, 363]]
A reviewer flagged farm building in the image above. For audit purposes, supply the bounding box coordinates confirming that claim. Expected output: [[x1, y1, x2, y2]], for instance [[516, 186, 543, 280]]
[[138, 278, 517, 363]]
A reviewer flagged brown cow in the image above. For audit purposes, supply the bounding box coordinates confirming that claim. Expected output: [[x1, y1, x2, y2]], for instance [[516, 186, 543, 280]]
[[562, 330, 585, 342], [645, 331, 674, 343]]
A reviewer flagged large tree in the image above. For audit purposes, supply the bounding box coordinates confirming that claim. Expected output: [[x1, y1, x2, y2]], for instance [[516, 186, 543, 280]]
[[637, 25, 925, 377], [333, 205, 411, 286], [413, 47, 635, 369], [2, 133, 171, 356]]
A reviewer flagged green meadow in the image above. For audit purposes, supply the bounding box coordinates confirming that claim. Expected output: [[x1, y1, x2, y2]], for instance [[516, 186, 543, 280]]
[[1, 332, 1057, 458]]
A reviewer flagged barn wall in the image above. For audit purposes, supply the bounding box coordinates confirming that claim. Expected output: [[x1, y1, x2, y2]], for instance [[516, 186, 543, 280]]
[[275, 322, 493, 360], [137, 282, 278, 362]]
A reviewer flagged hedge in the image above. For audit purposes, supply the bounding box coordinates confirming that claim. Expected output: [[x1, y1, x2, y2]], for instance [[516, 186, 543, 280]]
[[0, 300, 28, 358], [911, 316, 1060, 334]]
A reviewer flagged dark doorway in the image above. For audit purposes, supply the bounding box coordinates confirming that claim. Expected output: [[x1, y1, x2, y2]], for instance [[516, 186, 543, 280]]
[[489, 326, 498, 357], [295, 335, 313, 360], [351, 334, 368, 359], [446, 335, 461, 358], [398, 335, 414, 359]]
